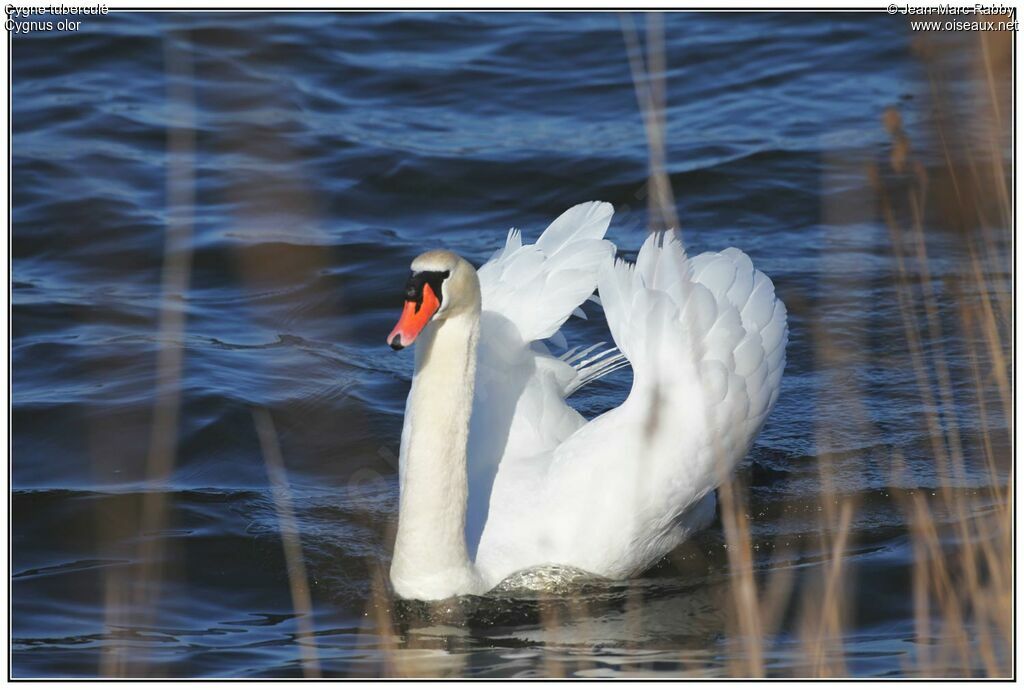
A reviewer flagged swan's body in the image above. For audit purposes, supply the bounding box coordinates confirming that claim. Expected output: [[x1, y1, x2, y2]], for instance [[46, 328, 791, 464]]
[[387, 202, 788, 600]]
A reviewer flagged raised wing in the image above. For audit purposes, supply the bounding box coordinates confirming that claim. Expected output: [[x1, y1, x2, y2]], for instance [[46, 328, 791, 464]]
[[477, 201, 615, 343], [476, 230, 788, 582]]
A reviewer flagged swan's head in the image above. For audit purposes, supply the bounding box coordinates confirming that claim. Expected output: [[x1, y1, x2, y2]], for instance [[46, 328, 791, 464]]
[[387, 250, 480, 350]]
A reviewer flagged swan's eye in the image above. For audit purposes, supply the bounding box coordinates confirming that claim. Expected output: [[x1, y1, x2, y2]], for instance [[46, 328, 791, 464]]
[[404, 270, 450, 311], [403, 277, 419, 302]]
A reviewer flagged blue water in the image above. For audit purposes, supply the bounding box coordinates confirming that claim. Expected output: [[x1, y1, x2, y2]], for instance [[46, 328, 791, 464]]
[[12, 11, 1011, 677]]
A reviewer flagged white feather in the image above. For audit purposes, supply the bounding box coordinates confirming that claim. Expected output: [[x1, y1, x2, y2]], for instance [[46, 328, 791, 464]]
[[477, 202, 614, 343]]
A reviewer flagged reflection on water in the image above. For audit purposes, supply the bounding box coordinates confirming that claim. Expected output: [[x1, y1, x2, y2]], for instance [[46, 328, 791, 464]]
[[12, 10, 1010, 678]]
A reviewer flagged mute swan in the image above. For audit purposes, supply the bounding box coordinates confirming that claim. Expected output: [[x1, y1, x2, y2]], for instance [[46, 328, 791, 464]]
[[386, 202, 787, 600]]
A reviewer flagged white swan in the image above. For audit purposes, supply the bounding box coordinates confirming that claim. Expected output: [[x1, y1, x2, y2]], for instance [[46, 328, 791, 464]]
[[386, 202, 788, 600]]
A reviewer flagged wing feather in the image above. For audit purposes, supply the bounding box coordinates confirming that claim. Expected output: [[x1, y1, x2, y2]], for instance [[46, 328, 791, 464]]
[[478, 202, 614, 343]]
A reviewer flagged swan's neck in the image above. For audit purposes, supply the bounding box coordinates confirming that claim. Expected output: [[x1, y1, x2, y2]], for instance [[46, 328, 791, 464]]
[[390, 310, 482, 599]]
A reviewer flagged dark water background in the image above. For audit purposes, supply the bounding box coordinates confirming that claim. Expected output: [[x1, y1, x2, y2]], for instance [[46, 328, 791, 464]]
[[12, 11, 1012, 677]]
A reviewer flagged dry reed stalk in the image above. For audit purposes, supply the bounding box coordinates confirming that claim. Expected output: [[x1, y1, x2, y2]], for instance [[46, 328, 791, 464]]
[[755, 537, 796, 646], [539, 598, 568, 678], [717, 474, 765, 677], [100, 32, 197, 677], [252, 408, 321, 678], [620, 11, 680, 233], [805, 500, 853, 677], [363, 561, 400, 677]]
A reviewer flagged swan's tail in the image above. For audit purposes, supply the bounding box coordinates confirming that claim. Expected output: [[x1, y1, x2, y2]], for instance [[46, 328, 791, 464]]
[[598, 230, 788, 475]]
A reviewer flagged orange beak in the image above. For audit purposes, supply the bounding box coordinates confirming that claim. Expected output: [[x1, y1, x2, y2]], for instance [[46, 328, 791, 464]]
[[388, 283, 440, 350]]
